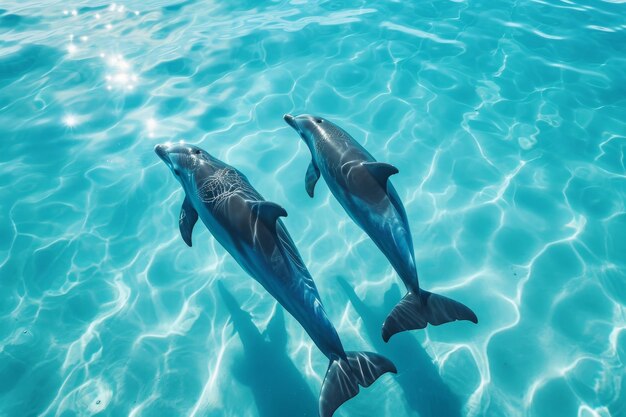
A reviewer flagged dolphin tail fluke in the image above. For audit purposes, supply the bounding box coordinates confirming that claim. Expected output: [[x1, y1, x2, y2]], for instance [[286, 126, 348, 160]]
[[382, 291, 477, 342], [319, 351, 396, 417]]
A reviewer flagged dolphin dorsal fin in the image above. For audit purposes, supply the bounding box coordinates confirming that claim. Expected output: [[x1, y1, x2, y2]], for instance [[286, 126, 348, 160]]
[[180, 195, 198, 247], [305, 160, 320, 198], [250, 201, 288, 234], [362, 161, 399, 189]]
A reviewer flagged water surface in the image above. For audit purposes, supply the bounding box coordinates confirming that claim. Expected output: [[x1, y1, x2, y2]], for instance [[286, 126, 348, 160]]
[[1, 1, 625, 416]]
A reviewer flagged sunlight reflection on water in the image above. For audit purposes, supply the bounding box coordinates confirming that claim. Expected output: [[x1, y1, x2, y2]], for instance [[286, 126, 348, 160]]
[[0, 1, 625, 417]]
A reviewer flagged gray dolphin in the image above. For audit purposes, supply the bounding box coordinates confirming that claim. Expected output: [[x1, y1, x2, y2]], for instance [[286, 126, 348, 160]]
[[283, 114, 478, 342], [155, 143, 396, 417]]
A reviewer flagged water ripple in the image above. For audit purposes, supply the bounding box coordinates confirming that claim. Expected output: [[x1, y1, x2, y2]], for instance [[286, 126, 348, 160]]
[[1, 1, 625, 416]]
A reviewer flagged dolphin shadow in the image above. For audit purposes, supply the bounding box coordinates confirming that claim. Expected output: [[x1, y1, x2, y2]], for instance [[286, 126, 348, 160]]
[[218, 282, 318, 417], [337, 278, 462, 417]]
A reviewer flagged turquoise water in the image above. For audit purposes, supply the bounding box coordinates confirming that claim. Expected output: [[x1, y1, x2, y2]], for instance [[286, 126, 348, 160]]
[[1, 1, 625, 416]]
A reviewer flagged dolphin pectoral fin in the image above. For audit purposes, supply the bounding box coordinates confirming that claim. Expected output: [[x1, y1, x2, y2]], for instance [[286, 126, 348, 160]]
[[305, 160, 320, 198], [179, 196, 198, 247], [250, 201, 288, 234], [319, 352, 396, 417], [362, 162, 399, 189], [381, 291, 478, 342]]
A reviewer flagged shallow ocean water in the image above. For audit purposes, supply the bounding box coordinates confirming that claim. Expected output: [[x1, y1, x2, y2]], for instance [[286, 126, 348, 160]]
[[1, 0, 626, 416]]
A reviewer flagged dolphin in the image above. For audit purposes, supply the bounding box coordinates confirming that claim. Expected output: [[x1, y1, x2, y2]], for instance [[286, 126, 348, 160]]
[[283, 114, 478, 342], [154, 143, 396, 417]]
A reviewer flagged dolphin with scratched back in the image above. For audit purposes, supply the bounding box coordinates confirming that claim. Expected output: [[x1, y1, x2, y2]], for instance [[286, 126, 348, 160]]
[[283, 114, 478, 342], [154, 143, 396, 417]]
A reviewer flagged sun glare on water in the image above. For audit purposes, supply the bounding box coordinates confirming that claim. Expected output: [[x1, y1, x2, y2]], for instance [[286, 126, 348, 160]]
[[63, 114, 78, 128], [103, 54, 138, 91]]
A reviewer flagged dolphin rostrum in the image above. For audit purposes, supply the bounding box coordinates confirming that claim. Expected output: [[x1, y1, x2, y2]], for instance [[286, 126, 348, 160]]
[[283, 114, 478, 342], [155, 143, 396, 417]]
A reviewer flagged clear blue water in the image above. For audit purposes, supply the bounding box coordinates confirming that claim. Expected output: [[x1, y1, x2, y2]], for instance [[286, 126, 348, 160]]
[[1, 1, 625, 416]]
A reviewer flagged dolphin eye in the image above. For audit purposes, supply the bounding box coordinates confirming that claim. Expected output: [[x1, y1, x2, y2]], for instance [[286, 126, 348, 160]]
[[194, 149, 201, 155], [315, 119, 322, 124]]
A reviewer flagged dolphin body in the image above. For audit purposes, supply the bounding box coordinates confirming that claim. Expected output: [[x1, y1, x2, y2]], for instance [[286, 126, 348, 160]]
[[283, 114, 478, 342], [155, 143, 396, 417]]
